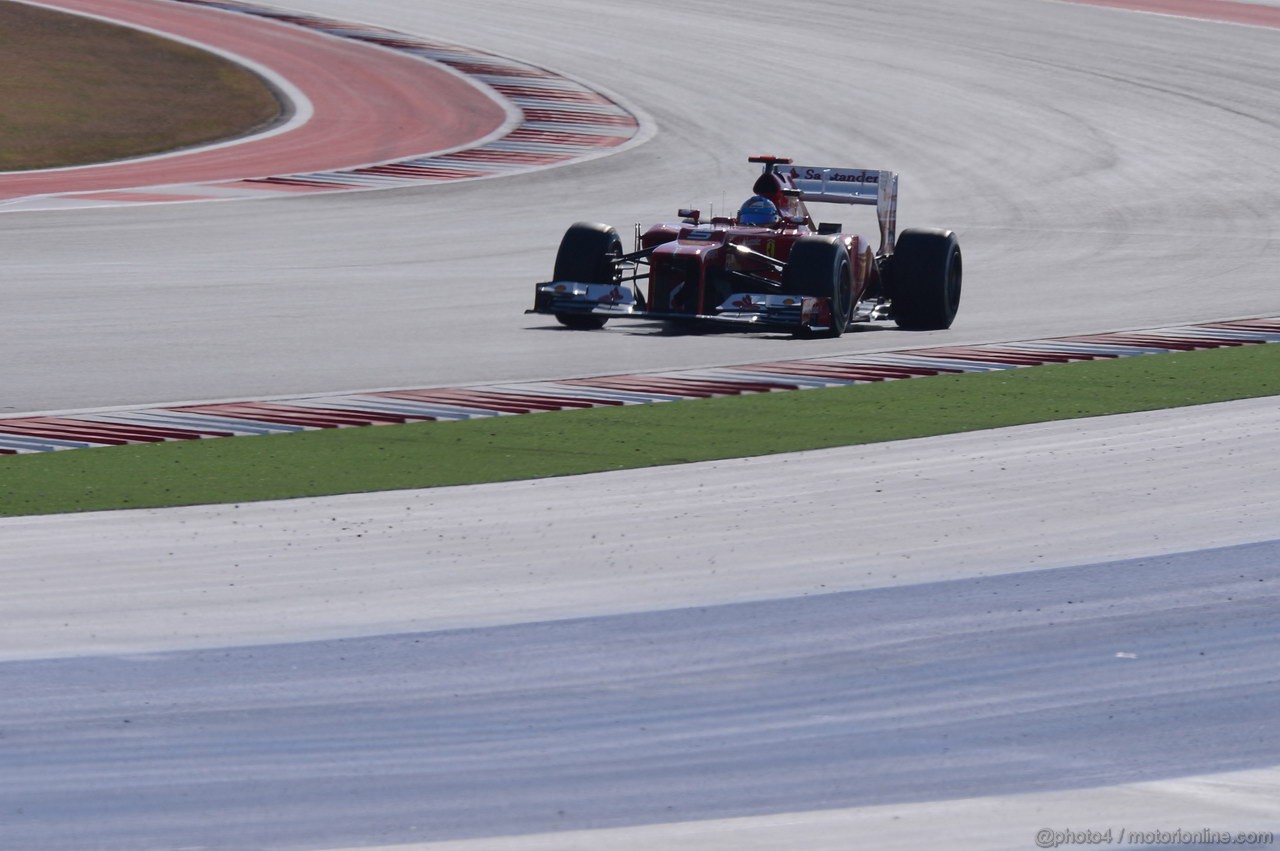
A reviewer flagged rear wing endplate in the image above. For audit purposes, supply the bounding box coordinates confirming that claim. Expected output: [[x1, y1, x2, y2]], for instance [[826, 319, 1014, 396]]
[[785, 165, 898, 253]]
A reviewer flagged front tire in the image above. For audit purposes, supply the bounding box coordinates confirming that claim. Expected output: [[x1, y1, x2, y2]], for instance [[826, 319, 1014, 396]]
[[552, 222, 622, 330], [890, 228, 961, 330], [784, 236, 853, 338]]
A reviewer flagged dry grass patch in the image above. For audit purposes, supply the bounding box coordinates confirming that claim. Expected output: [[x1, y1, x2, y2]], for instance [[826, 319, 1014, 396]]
[[0, 1, 282, 170]]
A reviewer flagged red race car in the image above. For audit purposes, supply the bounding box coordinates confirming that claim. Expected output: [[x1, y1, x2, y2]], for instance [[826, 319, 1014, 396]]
[[529, 155, 961, 336]]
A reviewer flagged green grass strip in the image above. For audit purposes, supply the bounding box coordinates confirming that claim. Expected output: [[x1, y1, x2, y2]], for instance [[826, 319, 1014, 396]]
[[2, 345, 1276, 517]]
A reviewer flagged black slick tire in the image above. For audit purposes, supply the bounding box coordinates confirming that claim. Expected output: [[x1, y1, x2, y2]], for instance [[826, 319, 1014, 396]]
[[889, 228, 962, 330], [552, 222, 622, 330], [784, 235, 853, 338]]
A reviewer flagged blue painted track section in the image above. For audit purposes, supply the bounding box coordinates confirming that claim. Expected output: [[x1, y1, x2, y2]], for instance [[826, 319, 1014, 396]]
[[3, 539, 1277, 849]]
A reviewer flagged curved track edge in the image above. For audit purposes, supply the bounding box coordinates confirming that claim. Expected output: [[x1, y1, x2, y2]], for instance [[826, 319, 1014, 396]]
[[2, 317, 1276, 453], [0, 0, 651, 211]]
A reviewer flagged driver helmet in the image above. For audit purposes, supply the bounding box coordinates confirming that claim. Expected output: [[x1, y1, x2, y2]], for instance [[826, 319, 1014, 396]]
[[738, 195, 780, 226]]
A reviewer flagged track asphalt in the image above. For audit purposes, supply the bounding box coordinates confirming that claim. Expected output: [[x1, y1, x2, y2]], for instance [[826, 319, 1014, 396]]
[[2, 1, 1278, 849]]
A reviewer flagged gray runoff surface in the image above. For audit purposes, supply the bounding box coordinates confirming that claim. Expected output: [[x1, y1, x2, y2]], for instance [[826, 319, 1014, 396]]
[[3, 541, 1277, 850], [4, 0, 1280, 848]]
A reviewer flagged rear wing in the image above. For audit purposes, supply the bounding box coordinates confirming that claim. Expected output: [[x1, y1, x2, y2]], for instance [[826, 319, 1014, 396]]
[[752, 156, 899, 252]]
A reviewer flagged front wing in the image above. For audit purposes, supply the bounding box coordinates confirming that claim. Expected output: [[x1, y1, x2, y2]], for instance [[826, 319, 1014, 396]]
[[529, 281, 887, 331]]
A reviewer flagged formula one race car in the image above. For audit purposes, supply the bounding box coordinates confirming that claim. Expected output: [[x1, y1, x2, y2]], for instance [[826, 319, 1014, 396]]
[[528, 155, 961, 336]]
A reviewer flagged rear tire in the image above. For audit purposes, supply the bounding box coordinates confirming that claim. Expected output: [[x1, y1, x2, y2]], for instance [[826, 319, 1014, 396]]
[[890, 228, 961, 330], [784, 236, 853, 338], [552, 222, 622, 330]]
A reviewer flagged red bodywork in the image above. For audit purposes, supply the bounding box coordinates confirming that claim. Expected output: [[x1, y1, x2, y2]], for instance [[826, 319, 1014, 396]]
[[640, 220, 871, 318], [531, 155, 910, 334]]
